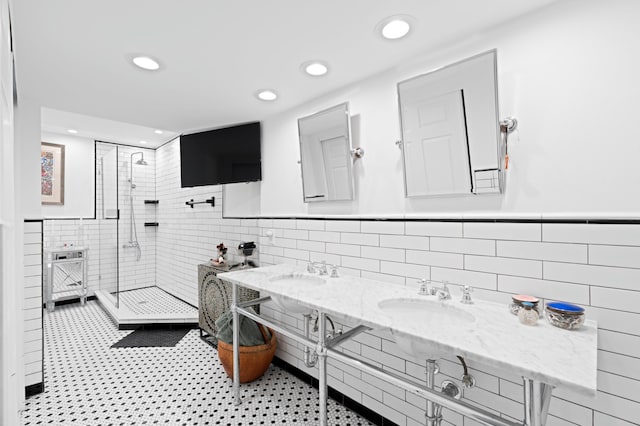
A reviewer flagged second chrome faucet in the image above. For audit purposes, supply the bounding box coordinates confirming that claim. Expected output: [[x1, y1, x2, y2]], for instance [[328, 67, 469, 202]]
[[417, 279, 452, 301], [307, 260, 339, 277]]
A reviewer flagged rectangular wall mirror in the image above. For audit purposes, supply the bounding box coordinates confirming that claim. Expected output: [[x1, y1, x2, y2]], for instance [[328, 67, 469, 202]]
[[397, 50, 501, 197], [298, 102, 354, 203]]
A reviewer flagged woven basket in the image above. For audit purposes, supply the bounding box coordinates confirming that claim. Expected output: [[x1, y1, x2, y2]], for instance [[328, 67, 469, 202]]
[[198, 264, 260, 338], [217, 325, 277, 383]]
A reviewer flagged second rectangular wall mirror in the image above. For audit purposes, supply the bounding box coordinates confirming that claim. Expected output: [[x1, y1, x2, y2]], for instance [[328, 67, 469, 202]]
[[397, 50, 502, 197], [298, 102, 354, 203]]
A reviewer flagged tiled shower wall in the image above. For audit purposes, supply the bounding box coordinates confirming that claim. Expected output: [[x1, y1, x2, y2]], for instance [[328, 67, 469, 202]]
[[113, 144, 157, 292], [42, 143, 157, 296], [155, 139, 258, 306]]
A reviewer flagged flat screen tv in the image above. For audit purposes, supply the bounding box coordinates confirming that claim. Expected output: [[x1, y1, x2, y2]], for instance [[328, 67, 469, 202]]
[[180, 121, 262, 187]]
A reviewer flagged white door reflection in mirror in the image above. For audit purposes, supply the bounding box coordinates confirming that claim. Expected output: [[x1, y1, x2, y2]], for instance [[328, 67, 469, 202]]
[[298, 103, 354, 203], [403, 89, 471, 196], [321, 135, 350, 200], [398, 50, 501, 197]]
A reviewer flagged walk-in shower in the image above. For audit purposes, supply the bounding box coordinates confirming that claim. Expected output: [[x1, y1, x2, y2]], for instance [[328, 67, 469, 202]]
[[93, 142, 198, 327], [123, 152, 147, 261]]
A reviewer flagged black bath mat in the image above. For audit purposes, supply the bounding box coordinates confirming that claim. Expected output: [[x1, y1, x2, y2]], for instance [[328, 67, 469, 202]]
[[111, 327, 191, 348]]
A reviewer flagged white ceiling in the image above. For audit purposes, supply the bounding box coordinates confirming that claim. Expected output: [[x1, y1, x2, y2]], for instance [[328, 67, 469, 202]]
[[12, 0, 558, 145], [41, 108, 180, 148]]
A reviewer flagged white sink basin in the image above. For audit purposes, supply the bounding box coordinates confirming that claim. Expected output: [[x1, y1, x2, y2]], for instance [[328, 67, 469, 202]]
[[268, 273, 326, 314], [269, 273, 326, 286], [378, 298, 476, 360]]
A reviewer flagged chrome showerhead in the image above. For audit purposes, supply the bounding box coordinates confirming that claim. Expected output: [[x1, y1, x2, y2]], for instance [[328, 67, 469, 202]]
[[130, 151, 147, 166]]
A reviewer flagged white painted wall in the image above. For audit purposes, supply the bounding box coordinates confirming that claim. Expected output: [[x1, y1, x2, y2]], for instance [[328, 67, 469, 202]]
[[41, 132, 95, 219], [257, 0, 640, 217], [222, 181, 260, 217], [15, 98, 41, 219]]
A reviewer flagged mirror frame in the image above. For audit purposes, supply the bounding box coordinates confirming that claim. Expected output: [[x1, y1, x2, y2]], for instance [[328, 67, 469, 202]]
[[297, 102, 354, 203], [397, 49, 502, 198]]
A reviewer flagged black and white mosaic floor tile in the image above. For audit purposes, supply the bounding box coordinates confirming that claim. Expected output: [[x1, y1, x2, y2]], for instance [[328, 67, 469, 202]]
[[116, 287, 199, 316], [22, 301, 372, 425]]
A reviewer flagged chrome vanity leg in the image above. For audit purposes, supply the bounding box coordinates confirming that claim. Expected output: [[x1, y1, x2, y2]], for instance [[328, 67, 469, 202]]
[[318, 312, 328, 426], [232, 283, 241, 405], [425, 359, 441, 426], [81, 252, 88, 305], [523, 378, 553, 426]]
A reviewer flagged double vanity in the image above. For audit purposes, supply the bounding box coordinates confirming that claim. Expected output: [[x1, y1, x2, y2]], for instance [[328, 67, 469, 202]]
[[220, 264, 597, 426]]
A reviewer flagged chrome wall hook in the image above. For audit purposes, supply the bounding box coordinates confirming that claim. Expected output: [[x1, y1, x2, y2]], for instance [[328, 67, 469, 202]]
[[500, 117, 518, 133], [499, 116, 518, 171]]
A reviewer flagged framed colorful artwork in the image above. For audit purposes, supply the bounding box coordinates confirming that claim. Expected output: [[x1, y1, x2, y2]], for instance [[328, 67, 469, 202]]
[[41, 142, 65, 205]]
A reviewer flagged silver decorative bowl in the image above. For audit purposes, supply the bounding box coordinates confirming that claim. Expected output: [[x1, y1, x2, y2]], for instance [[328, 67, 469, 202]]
[[545, 302, 585, 330]]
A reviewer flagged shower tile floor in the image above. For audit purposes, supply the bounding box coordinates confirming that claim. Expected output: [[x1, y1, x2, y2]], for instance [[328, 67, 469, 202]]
[[22, 301, 373, 425], [116, 286, 199, 316]]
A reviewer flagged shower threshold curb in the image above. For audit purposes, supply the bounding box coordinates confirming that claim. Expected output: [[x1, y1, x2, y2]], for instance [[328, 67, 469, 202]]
[[95, 289, 198, 330]]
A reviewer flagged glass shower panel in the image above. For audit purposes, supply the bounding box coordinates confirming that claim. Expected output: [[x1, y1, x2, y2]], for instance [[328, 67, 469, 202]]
[[118, 147, 155, 298], [118, 148, 136, 294], [97, 143, 119, 308]]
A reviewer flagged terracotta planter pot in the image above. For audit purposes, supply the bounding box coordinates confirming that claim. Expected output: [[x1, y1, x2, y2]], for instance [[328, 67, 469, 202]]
[[217, 325, 277, 383]]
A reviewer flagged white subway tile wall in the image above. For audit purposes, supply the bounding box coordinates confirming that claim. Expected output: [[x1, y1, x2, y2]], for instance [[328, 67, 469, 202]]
[[232, 217, 638, 426], [155, 139, 252, 306], [23, 221, 43, 388]]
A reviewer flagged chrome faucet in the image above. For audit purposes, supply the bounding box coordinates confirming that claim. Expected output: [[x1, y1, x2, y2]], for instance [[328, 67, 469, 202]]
[[433, 280, 452, 301], [307, 260, 328, 275], [417, 278, 452, 301]]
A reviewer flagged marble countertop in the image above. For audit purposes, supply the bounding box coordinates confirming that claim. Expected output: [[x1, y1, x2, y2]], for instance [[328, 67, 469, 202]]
[[219, 264, 597, 396]]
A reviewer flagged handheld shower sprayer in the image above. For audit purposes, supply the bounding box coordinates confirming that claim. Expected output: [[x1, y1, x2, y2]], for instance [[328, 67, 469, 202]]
[[125, 152, 148, 261]]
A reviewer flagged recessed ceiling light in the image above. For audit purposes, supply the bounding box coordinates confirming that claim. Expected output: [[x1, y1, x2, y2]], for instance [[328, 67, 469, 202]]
[[67, 129, 78, 134], [132, 56, 160, 71], [382, 20, 410, 39], [140, 140, 147, 144], [376, 15, 413, 40], [302, 61, 329, 77], [154, 130, 163, 135], [257, 90, 278, 101]]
